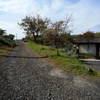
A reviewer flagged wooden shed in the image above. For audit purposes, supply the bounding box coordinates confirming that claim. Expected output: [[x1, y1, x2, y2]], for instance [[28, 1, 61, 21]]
[[74, 37, 100, 58]]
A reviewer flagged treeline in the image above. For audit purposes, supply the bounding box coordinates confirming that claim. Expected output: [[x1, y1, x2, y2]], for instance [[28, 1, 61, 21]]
[[19, 14, 100, 55], [94, 32, 100, 37], [19, 15, 73, 48], [72, 31, 100, 38], [20, 15, 100, 46], [0, 28, 16, 47]]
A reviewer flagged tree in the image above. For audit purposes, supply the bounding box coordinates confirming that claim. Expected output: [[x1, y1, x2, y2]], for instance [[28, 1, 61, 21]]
[[4, 34, 14, 40], [82, 31, 95, 37], [19, 16, 36, 41], [50, 16, 72, 55], [42, 28, 55, 45], [20, 14, 72, 55], [0, 28, 6, 36], [8, 34, 15, 40], [41, 15, 72, 55], [94, 32, 100, 37], [52, 16, 72, 35], [19, 15, 50, 42]]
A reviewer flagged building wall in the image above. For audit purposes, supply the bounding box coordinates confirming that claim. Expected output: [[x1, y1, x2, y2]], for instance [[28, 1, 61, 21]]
[[79, 44, 96, 54]]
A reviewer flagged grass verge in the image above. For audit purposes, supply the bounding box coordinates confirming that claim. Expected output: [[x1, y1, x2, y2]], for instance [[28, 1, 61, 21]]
[[0, 46, 12, 55], [26, 42, 100, 77], [79, 53, 96, 58]]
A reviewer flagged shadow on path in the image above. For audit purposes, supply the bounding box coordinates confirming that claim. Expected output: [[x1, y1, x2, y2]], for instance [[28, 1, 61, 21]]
[[0, 55, 48, 59]]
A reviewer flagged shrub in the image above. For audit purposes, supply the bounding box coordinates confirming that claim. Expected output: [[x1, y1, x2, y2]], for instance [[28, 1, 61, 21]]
[[87, 68, 97, 76], [0, 37, 16, 47]]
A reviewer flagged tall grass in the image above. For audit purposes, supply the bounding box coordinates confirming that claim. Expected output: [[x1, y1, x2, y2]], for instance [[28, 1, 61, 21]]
[[26, 42, 99, 76]]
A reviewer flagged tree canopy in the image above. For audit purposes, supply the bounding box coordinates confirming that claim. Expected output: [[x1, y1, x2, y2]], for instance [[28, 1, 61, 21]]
[[0, 28, 6, 36], [82, 31, 95, 37], [20, 14, 73, 55], [19, 15, 50, 42]]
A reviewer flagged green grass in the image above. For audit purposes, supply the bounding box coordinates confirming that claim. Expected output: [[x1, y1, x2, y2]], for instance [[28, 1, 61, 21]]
[[0, 37, 16, 55], [0, 46, 12, 55], [79, 53, 95, 58], [26, 42, 100, 77], [0, 37, 16, 47]]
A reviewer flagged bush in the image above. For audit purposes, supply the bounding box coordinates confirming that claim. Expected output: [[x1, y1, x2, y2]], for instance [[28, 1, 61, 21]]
[[0, 37, 16, 47], [87, 68, 97, 76]]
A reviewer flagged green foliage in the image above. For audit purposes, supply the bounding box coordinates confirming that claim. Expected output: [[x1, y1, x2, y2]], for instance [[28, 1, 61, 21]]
[[82, 31, 95, 37], [23, 35, 34, 41], [42, 28, 55, 45], [19, 15, 50, 42], [0, 37, 16, 47], [26, 42, 99, 76], [95, 32, 100, 37], [41, 20, 73, 55], [0, 28, 6, 36], [87, 68, 97, 76], [5, 34, 15, 40], [20, 14, 73, 56], [73, 31, 95, 38], [0, 28, 16, 47], [65, 44, 77, 57], [79, 53, 95, 58], [20, 14, 72, 45], [0, 46, 12, 55]]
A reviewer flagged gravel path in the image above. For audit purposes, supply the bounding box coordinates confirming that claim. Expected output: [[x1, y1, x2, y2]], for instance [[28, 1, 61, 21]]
[[0, 43, 100, 100]]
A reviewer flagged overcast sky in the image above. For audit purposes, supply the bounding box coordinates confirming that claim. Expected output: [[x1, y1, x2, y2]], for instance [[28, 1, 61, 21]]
[[0, 0, 100, 39]]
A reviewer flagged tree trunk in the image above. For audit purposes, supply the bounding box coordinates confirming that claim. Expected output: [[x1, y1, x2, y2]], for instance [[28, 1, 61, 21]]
[[56, 45, 60, 56], [33, 33, 37, 42], [57, 48, 60, 56]]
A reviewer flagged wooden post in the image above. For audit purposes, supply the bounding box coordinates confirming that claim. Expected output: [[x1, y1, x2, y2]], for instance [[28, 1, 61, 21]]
[[76, 44, 79, 58], [96, 44, 99, 59]]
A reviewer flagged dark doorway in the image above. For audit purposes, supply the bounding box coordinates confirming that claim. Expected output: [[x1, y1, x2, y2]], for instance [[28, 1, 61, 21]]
[[96, 44, 99, 59]]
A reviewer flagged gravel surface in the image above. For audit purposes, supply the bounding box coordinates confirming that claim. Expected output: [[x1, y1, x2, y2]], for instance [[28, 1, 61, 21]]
[[0, 43, 100, 100]]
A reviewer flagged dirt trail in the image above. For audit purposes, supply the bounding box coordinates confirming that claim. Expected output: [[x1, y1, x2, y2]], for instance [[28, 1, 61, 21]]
[[0, 43, 100, 100]]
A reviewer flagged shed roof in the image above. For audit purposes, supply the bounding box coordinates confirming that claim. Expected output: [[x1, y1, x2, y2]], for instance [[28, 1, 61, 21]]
[[74, 37, 100, 44]]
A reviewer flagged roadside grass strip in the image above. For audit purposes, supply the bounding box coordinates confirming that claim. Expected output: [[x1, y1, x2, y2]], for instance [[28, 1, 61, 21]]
[[26, 42, 100, 77]]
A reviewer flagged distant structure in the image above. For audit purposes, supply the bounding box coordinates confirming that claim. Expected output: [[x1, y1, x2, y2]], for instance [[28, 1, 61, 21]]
[[74, 37, 100, 59]]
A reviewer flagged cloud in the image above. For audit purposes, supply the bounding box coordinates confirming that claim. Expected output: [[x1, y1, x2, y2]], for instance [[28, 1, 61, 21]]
[[0, 0, 30, 14], [90, 24, 100, 32], [0, 21, 25, 39], [0, 0, 100, 38], [64, 0, 100, 33]]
